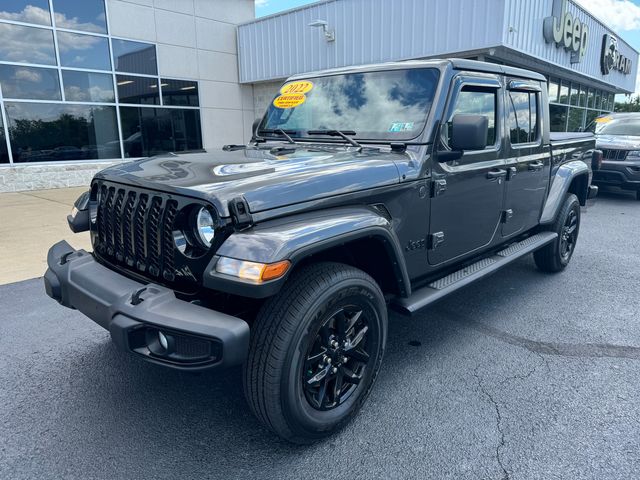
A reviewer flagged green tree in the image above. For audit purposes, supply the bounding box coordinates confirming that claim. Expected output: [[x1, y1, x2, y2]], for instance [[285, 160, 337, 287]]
[[615, 96, 640, 112]]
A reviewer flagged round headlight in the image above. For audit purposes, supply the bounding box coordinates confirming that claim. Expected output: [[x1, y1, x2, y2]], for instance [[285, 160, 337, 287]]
[[196, 207, 215, 247]]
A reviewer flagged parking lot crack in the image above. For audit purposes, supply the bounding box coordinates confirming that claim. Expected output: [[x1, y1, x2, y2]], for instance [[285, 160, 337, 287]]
[[473, 366, 510, 480], [445, 310, 640, 361]]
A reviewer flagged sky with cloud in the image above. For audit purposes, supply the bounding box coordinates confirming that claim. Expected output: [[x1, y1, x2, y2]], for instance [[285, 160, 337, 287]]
[[256, 0, 640, 95]]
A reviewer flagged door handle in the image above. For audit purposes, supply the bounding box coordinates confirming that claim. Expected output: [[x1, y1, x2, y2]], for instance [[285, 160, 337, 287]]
[[486, 169, 507, 179], [528, 161, 544, 171]]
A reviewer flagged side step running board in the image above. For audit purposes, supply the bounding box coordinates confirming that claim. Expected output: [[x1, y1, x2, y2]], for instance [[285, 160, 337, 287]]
[[392, 232, 558, 315]]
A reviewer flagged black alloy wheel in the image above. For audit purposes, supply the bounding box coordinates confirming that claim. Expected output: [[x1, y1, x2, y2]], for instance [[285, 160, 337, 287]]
[[303, 306, 371, 410], [559, 208, 578, 261]]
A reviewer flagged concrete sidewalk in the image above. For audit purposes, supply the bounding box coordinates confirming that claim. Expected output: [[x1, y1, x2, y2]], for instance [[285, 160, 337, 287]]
[[0, 187, 92, 285]]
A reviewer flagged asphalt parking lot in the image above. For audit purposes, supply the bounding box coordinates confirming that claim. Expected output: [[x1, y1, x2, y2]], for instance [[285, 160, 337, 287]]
[[1, 191, 639, 480]]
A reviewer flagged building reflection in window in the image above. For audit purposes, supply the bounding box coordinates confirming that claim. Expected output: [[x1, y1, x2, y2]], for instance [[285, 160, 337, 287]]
[[4, 102, 120, 163], [119, 107, 202, 158], [112, 39, 157, 75]]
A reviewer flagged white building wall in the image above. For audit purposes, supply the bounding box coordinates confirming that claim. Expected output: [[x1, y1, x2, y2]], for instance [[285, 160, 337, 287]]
[[107, 0, 256, 148]]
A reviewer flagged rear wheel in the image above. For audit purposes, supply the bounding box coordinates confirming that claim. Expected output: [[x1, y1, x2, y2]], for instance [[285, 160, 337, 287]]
[[636, 190, 640, 201], [534, 193, 580, 273], [243, 262, 387, 444]]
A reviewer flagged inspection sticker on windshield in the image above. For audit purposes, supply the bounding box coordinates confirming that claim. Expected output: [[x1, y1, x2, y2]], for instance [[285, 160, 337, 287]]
[[273, 93, 307, 109], [595, 116, 613, 123], [280, 80, 314, 95], [388, 122, 415, 132]]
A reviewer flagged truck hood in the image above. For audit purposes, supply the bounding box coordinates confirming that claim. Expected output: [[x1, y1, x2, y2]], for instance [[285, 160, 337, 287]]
[[95, 146, 403, 217], [596, 134, 640, 150]]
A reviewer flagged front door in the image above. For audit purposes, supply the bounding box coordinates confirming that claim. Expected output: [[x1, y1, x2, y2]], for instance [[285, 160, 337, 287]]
[[428, 76, 507, 266], [502, 82, 551, 237]]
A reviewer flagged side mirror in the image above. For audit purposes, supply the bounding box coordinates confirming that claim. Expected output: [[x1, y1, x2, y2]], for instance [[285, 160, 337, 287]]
[[450, 114, 489, 151], [251, 118, 262, 139]]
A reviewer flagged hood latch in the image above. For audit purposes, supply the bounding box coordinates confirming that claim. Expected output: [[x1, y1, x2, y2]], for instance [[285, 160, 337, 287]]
[[228, 196, 254, 231]]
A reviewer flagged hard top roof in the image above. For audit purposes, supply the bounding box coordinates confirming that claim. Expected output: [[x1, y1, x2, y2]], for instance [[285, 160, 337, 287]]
[[286, 58, 547, 82]]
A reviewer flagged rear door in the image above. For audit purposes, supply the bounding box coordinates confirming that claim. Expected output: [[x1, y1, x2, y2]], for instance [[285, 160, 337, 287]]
[[428, 75, 507, 266], [502, 80, 550, 237]]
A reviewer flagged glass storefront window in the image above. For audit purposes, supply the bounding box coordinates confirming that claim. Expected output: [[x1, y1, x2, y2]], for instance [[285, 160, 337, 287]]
[[549, 104, 568, 131], [569, 84, 579, 106], [4, 102, 120, 162], [0, 112, 8, 163], [587, 88, 594, 109], [112, 39, 157, 76], [594, 90, 601, 110], [0, 23, 56, 65], [601, 93, 609, 111], [120, 107, 202, 158], [567, 108, 585, 132], [578, 86, 586, 107], [117, 75, 160, 105], [585, 110, 599, 130], [62, 70, 114, 102], [548, 78, 559, 103], [559, 81, 569, 104], [609, 93, 615, 111], [0, 65, 61, 100], [161, 79, 199, 107], [52, 0, 107, 34], [0, 1, 51, 25], [57, 32, 111, 71]]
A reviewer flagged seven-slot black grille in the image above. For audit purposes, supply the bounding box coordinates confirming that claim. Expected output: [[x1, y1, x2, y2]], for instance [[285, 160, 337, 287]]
[[94, 183, 181, 284], [601, 149, 629, 161]]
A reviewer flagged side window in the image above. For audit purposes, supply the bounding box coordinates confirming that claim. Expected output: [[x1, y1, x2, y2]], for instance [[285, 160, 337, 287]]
[[508, 91, 539, 144], [445, 86, 497, 148]]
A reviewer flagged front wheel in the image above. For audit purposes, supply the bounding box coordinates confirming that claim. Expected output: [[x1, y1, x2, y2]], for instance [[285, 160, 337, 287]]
[[243, 262, 387, 444], [534, 193, 580, 273]]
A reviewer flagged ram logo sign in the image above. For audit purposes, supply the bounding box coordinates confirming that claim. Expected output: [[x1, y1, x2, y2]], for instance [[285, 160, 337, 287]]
[[543, 0, 588, 64], [601, 34, 632, 75]]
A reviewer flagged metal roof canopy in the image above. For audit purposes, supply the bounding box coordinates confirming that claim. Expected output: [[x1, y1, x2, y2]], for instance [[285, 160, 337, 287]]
[[238, 0, 638, 93]]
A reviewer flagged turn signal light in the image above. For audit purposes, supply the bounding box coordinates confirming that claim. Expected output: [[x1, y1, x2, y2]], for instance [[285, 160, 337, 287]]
[[261, 260, 291, 281], [215, 257, 291, 283]]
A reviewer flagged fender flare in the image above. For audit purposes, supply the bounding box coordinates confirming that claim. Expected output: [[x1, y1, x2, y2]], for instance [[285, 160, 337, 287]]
[[540, 160, 590, 225], [204, 206, 411, 298]]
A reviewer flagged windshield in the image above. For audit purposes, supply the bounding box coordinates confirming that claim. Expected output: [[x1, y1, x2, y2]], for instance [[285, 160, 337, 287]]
[[592, 117, 640, 136], [259, 68, 440, 142]]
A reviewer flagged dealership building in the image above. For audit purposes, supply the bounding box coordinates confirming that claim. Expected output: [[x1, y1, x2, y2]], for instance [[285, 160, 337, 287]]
[[0, 0, 637, 192]]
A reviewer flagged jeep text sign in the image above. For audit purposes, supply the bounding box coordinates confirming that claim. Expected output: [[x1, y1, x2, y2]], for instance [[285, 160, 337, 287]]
[[543, 0, 588, 63]]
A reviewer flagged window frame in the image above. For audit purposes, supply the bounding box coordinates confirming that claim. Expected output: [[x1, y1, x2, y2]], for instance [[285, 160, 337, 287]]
[[506, 85, 542, 149], [440, 75, 503, 156]]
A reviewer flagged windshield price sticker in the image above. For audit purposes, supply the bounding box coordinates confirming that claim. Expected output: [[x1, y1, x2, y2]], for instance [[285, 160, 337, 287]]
[[273, 93, 307, 109], [280, 81, 314, 95]]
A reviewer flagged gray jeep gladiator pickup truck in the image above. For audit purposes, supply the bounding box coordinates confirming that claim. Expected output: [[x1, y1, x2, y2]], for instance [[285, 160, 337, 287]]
[[44, 59, 600, 443]]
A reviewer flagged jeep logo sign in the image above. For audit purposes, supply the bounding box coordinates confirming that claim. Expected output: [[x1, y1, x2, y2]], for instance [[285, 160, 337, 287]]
[[543, 0, 588, 63], [601, 34, 632, 75]]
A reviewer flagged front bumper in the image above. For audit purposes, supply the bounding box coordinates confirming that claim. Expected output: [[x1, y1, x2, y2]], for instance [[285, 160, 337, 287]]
[[592, 160, 640, 191], [44, 240, 250, 371]]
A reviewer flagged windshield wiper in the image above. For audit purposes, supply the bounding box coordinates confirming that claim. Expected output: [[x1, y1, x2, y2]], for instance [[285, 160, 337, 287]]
[[259, 128, 297, 144], [307, 130, 362, 151]]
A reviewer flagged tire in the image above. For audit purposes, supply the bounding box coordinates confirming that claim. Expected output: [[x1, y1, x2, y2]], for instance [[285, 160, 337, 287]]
[[243, 262, 387, 444], [534, 193, 580, 273], [635, 190, 640, 201]]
